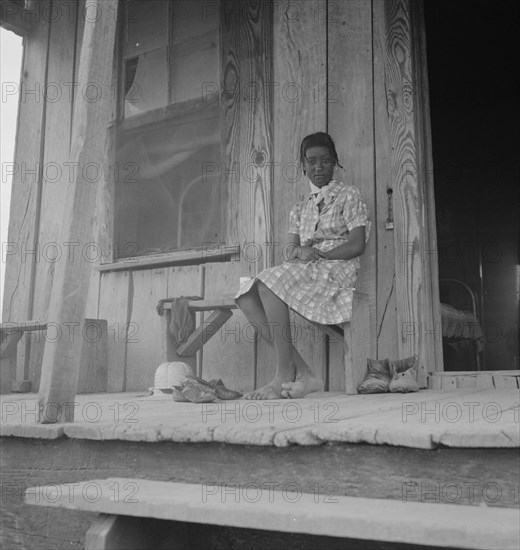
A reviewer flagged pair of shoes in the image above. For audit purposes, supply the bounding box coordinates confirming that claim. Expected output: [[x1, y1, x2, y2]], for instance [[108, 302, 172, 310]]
[[358, 355, 419, 394], [172, 375, 243, 403]]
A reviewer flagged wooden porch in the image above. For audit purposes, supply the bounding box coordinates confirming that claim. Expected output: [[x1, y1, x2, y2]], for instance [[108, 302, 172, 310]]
[[1, 388, 519, 549], [1, 387, 518, 449]]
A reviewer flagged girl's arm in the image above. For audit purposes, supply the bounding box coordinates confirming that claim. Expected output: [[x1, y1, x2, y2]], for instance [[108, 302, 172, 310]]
[[285, 232, 301, 260], [286, 233, 322, 262], [320, 226, 366, 260]]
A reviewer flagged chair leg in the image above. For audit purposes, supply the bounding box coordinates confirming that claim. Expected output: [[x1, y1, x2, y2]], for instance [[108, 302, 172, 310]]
[[344, 295, 370, 394]]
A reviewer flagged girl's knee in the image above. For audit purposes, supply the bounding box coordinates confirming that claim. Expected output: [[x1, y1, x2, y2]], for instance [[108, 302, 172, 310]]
[[237, 288, 260, 312], [256, 281, 269, 296]]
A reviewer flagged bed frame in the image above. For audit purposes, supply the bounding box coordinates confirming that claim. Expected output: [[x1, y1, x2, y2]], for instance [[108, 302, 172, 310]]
[[439, 278, 483, 371]]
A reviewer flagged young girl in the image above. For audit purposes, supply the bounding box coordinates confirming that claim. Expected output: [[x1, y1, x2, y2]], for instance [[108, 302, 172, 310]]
[[236, 132, 371, 399]]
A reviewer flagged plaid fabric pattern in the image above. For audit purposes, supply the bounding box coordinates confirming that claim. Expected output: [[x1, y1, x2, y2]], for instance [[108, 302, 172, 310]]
[[236, 180, 370, 324]]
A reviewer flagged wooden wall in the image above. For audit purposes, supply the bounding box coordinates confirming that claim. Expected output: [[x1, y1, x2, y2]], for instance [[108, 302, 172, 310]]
[[2, 0, 440, 393]]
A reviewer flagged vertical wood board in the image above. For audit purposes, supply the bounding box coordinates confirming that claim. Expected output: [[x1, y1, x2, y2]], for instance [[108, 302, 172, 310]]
[[220, 0, 242, 248], [384, 0, 428, 386], [221, 0, 273, 276], [258, 0, 327, 389], [2, 1, 51, 386], [202, 262, 254, 393], [373, 0, 398, 360], [272, 0, 327, 266], [98, 271, 130, 392], [77, 319, 108, 393], [328, 0, 376, 358], [37, 0, 119, 422], [238, 0, 274, 275], [124, 268, 168, 391], [31, 0, 79, 385], [410, 0, 443, 374]]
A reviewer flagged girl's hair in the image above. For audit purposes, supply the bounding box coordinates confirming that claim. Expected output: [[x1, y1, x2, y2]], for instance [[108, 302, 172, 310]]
[[299, 132, 343, 170]]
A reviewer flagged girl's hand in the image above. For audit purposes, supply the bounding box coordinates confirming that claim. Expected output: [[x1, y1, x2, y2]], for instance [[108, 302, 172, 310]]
[[296, 246, 322, 262]]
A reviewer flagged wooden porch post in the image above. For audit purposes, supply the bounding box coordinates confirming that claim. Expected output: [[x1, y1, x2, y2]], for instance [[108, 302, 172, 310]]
[[37, 0, 119, 423]]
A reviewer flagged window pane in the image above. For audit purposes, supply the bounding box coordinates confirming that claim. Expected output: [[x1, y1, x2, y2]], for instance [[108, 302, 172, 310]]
[[124, 48, 168, 117], [125, 0, 168, 57], [171, 36, 219, 103], [171, 0, 219, 103], [114, 107, 222, 258], [171, 0, 219, 43]]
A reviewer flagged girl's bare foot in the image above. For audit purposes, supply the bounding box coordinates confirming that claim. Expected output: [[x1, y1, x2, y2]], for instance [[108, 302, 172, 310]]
[[280, 373, 324, 399], [243, 377, 288, 400]]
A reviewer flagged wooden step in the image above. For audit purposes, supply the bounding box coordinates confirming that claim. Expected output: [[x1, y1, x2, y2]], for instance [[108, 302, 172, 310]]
[[26, 478, 519, 550]]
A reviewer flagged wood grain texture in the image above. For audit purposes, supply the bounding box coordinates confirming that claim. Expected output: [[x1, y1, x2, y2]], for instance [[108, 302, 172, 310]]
[[221, 0, 273, 276], [256, 0, 328, 388], [409, 0, 443, 374], [384, 0, 429, 386], [327, 335, 344, 391], [37, 0, 119, 422], [328, 0, 376, 358], [27, 477, 520, 549], [77, 319, 108, 393], [125, 269, 168, 391], [240, 0, 273, 275], [2, 0, 51, 388], [202, 263, 254, 393], [344, 293, 370, 393], [30, 0, 80, 390], [373, 0, 399, 360], [220, 0, 241, 247], [272, 0, 327, 266], [98, 271, 130, 392], [3, 435, 518, 550]]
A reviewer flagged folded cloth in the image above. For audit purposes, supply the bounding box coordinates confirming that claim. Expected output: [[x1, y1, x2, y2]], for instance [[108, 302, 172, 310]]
[[169, 298, 195, 344]]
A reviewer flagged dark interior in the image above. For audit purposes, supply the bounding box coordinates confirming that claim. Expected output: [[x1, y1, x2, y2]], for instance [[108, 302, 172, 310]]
[[424, 0, 519, 370]]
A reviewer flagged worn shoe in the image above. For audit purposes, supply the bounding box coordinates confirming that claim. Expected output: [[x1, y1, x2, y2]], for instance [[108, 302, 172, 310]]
[[358, 358, 392, 393], [388, 355, 419, 393]]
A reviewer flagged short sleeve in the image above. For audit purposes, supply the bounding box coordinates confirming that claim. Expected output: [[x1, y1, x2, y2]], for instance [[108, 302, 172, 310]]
[[288, 201, 303, 234], [343, 185, 371, 241]]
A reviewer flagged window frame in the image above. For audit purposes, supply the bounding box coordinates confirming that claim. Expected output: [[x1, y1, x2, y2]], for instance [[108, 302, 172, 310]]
[[106, 0, 226, 267]]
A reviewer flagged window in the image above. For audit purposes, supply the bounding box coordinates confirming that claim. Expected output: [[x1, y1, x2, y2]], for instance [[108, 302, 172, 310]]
[[113, 0, 221, 259]]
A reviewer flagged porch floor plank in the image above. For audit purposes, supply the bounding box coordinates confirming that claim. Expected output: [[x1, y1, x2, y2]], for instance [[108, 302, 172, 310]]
[[1, 388, 518, 449]]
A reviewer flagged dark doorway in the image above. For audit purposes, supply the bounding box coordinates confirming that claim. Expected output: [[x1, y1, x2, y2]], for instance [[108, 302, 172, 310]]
[[424, 0, 519, 370]]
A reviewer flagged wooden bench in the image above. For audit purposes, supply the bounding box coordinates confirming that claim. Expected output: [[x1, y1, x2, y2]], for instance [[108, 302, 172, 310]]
[[25, 478, 520, 549], [0, 320, 108, 394], [157, 291, 370, 394]]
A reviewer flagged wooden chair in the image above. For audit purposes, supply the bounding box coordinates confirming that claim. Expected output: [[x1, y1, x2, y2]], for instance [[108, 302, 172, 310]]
[[156, 291, 370, 394]]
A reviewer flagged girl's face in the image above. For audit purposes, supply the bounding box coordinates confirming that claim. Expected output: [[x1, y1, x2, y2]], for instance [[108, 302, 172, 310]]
[[303, 146, 335, 187]]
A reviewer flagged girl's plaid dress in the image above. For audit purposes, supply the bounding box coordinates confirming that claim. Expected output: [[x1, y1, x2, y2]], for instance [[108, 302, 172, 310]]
[[236, 180, 371, 324]]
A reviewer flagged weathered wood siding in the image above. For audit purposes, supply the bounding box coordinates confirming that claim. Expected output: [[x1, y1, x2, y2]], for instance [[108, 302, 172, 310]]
[[2, 0, 440, 393], [2, 0, 52, 387]]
